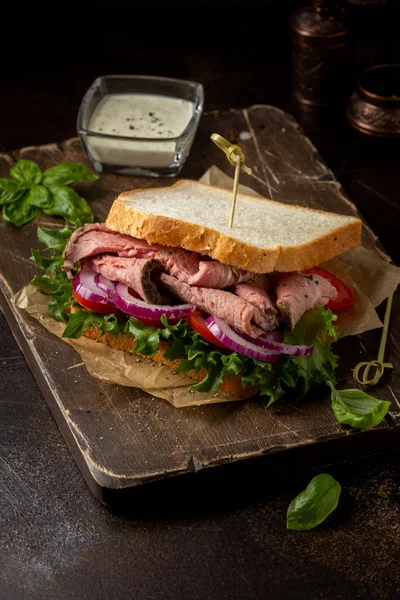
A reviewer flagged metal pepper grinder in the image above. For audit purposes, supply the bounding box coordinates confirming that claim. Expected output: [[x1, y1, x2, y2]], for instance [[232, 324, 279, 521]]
[[290, 0, 352, 111]]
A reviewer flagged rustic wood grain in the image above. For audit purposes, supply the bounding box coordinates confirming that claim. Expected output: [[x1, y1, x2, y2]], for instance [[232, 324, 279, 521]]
[[0, 105, 399, 505]]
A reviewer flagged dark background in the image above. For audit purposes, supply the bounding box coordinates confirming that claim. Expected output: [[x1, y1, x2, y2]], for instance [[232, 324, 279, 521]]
[[2, 0, 400, 262], [1, 1, 400, 599]]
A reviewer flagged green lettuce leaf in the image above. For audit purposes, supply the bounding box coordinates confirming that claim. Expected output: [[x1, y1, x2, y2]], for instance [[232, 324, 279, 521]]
[[124, 317, 161, 355], [62, 310, 121, 339], [274, 305, 339, 405], [30, 226, 74, 321], [37, 225, 72, 253]]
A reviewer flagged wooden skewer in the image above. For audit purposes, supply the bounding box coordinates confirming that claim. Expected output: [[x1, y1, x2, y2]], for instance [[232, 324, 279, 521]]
[[353, 292, 394, 386], [229, 154, 241, 228], [210, 133, 252, 228]]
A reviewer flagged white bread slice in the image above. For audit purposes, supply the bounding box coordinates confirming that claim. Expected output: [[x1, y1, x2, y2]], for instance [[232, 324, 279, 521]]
[[105, 179, 362, 273]]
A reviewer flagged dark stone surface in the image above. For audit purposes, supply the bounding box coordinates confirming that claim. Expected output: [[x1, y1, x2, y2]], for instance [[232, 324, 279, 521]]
[[1, 2, 400, 598]]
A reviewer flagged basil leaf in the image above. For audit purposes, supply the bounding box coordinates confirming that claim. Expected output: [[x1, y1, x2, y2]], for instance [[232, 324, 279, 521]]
[[0, 179, 25, 205], [37, 225, 72, 252], [44, 185, 94, 225], [2, 193, 38, 227], [327, 381, 390, 429], [10, 159, 42, 186], [27, 185, 53, 209], [41, 162, 99, 186], [287, 474, 341, 531]]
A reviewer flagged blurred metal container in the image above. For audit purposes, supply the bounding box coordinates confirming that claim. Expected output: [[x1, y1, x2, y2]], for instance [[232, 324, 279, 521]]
[[291, 0, 352, 111], [346, 64, 400, 138]]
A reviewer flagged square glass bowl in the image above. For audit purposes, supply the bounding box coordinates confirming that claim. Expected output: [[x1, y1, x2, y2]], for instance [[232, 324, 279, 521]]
[[77, 75, 204, 177]]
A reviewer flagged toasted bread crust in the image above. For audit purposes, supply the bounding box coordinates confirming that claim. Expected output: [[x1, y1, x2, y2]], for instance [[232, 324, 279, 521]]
[[81, 325, 259, 399], [105, 179, 363, 274]]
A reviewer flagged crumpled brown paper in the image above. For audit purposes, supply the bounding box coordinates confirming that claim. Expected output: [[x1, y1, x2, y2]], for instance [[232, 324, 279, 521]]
[[13, 167, 400, 408], [13, 284, 240, 408]]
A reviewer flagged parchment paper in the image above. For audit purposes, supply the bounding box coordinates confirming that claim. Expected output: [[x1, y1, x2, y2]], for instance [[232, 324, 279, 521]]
[[13, 284, 239, 408], [13, 167, 400, 408]]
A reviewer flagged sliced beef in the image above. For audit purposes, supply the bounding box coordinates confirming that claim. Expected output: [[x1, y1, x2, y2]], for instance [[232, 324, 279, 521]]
[[187, 261, 256, 288], [62, 223, 261, 289], [62, 223, 161, 278], [276, 272, 337, 330], [63, 225, 338, 334], [91, 255, 168, 305], [229, 276, 277, 314], [157, 248, 201, 283], [229, 278, 278, 330], [157, 273, 276, 337], [157, 249, 258, 289]]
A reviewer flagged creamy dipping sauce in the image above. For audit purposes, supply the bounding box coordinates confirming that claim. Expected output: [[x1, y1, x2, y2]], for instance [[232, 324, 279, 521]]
[[87, 93, 195, 169], [90, 93, 194, 138]]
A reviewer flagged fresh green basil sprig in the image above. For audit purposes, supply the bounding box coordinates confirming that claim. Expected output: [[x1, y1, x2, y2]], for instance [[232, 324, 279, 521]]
[[287, 473, 341, 531], [0, 159, 98, 227]]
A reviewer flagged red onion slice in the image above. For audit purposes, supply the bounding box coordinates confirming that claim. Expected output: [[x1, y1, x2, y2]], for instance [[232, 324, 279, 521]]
[[94, 273, 115, 298], [73, 268, 111, 304], [256, 337, 314, 357], [234, 329, 313, 357], [234, 329, 283, 344], [260, 330, 283, 343], [205, 316, 281, 362], [112, 283, 195, 321]]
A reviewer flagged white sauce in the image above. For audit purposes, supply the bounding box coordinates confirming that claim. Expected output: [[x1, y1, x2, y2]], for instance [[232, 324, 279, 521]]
[[87, 93, 195, 169]]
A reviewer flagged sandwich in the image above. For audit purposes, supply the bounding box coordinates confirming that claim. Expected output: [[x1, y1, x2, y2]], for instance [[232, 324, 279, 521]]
[[31, 179, 362, 404]]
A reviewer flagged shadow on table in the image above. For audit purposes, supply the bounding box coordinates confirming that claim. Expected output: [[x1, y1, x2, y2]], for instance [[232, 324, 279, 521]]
[[104, 439, 399, 524]]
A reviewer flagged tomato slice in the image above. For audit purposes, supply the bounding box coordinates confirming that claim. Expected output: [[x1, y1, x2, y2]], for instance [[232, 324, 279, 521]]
[[304, 267, 354, 310], [187, 310, 228, 349], [72, 290, 120, 315]]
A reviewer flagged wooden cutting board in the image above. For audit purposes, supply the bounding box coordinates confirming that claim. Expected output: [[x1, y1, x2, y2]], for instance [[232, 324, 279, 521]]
[[1, 105, 399, 506]]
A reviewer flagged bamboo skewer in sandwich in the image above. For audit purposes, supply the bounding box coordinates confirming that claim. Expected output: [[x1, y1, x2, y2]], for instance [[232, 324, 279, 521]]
[[209, 133, 252, 228]]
